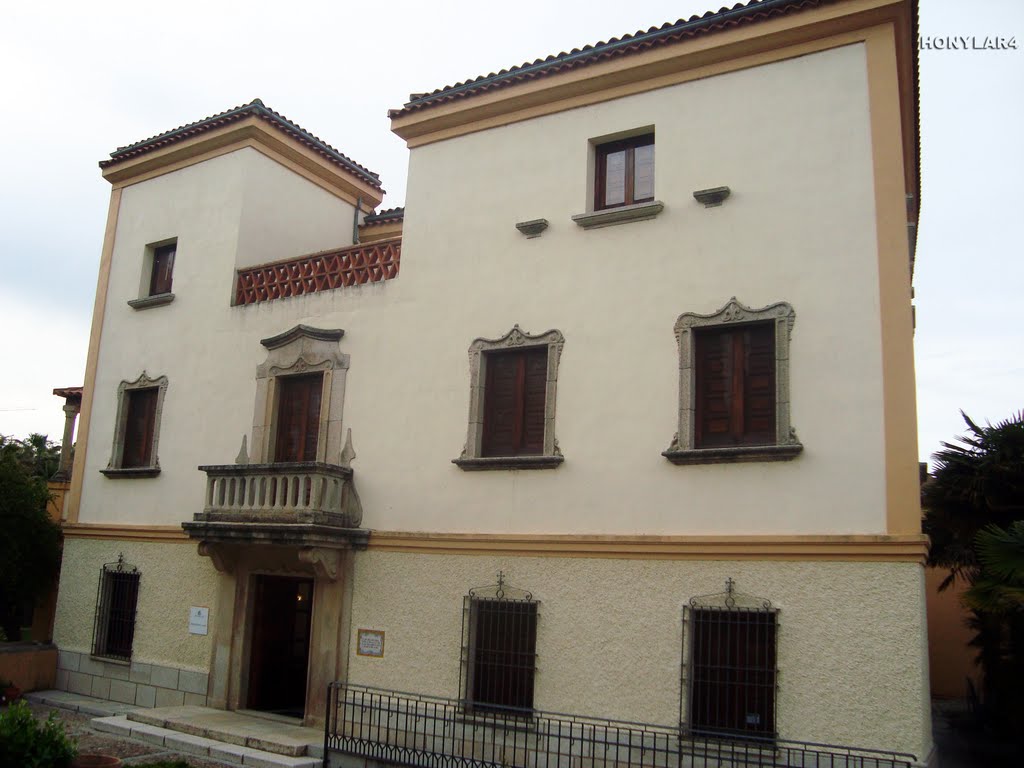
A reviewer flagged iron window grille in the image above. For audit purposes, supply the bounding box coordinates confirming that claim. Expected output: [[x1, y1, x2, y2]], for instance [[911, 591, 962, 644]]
[[681, 579, 778, 740], [460, 572, 539, 715], [91, 554, 141, 662]]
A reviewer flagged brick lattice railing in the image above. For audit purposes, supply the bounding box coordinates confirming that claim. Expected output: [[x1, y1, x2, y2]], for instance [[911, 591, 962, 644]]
[[235, 237, 400, 306]]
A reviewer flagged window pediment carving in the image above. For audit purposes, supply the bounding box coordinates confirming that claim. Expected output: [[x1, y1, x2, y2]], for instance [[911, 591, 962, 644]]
[[249, 325, 350, 465]]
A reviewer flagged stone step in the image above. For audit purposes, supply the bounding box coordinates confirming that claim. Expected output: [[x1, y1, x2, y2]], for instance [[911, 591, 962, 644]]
[[93, 715, 320, 768], [125, 705, 322, 758]]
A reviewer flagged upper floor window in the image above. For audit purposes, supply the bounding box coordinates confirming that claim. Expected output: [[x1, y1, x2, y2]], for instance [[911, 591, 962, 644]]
[[694, 323, 775, 449], [274, 373, 324, 463], [454, 325, 565, 471], [128, 240, 177, 310], [245, 325, 349, 467], [122, 388, 159, 467], [663, 298, 802, 465], [595, 134, 654, 210], [103, 372, 168, 478], [482, 348, 547, 458], [150, 242, 176, 296]]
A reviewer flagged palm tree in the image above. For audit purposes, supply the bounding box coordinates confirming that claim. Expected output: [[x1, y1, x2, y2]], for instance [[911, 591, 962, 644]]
[[923, 411, 1024, 587], [922, 411, 1024, 732], [964, 522, 1024, 614]]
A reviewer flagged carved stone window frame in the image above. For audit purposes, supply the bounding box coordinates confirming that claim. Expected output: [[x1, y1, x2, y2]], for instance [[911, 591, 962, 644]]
[[454, 325, 565, 471], [250, 325, 349, 465], [102, 371, 168, 478], [663, 298, 802, 465]]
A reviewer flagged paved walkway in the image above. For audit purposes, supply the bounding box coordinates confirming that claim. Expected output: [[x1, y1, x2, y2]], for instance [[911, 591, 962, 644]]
[[26, 691, 322, 768]]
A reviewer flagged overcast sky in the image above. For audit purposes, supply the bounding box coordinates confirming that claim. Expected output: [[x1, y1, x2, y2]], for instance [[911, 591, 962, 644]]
[[0, 0, 1020, 465]]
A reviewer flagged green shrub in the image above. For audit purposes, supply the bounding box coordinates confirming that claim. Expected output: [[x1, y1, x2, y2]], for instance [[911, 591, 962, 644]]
[[0, 700, 77, 767]]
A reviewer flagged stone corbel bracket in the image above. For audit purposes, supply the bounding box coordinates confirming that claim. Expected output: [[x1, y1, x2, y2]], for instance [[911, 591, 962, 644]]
[[515, 219, 549, 238], [693, 186, 731, 207], [298, 547, 342, 581]]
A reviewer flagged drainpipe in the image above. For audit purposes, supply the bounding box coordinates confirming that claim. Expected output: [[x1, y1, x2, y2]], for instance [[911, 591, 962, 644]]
[[352, 196, 362, 245]]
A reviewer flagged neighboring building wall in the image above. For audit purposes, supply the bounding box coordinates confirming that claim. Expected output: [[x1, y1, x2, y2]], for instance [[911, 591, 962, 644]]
[[926, 566, 981, 699]]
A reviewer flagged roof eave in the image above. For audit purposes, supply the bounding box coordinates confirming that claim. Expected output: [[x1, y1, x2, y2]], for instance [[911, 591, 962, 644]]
[[389, 0, 911, 149], [100, 116, 385, 209]]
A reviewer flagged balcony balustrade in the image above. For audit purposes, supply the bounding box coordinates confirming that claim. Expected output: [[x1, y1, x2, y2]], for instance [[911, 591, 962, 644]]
[[195, 462, 362, 530]]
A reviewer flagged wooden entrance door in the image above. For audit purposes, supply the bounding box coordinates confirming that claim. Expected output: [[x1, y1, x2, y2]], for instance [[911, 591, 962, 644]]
[[247, 575, 314, 717]]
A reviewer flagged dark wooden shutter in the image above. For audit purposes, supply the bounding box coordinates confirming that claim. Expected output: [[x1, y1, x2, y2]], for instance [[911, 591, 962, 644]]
[[695, 329, 734, 448], [275, 373, 323, 462], [122, 388, 157, 467], [742, 325, 775, 445], [695, 324, 775, 448], [482, 348, 547, 457], [521, 349, 547, 454], [150, 243, 175, 296]]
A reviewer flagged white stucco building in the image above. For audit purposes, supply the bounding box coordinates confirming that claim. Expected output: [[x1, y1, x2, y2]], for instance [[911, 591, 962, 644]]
[[52, 0, 932, 764]]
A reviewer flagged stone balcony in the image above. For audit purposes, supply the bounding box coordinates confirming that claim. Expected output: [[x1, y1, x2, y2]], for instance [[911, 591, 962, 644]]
[[182, 462, 367, 551]]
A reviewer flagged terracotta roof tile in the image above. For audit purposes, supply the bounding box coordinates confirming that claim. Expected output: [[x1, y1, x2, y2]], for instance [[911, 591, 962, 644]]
[[389, 0, 831, 118], [101, 99, 382, 189], [363, 206, 405, 225]]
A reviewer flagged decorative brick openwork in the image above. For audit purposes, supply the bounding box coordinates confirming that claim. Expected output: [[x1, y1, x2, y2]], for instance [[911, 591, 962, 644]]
[[235, 237, 401, 306]]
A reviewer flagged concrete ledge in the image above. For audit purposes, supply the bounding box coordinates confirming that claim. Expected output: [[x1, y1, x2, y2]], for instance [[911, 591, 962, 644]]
[[128, 292, 175, 310], [571, 200, 664, 229], [128, 722, 168, 746], [662, 443, 804, 465], [166, 731, 220, 755], [91, 715, 133, 737], [452, 455, 564, 471]]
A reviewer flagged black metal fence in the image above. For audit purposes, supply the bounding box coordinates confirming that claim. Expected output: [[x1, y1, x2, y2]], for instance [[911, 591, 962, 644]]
[[325, 684, 916, 768]]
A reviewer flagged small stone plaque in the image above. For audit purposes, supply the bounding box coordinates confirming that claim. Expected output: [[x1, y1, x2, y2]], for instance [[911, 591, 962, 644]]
[[357, 629, 385, 657], [189, 606, 209, 635]]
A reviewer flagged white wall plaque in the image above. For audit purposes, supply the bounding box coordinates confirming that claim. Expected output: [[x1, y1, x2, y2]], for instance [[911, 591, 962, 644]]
[[357, 629, 385, 657], [189, 606, 209, 636]]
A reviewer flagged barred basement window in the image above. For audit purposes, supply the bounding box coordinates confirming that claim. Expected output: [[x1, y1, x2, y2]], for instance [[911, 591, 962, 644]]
[[460, 572, 538, 713], [683, 579, 778, 739], [91, 554, 141, 662]]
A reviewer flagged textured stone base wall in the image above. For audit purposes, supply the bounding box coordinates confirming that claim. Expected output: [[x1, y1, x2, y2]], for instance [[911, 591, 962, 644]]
[[56, 648, 208, 709]]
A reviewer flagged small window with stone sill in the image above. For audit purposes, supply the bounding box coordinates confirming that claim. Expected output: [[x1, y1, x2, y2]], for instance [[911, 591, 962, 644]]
[[572, 130, 663, 230], [596, 134, 654, 210], [128, 240, 176, 310]]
